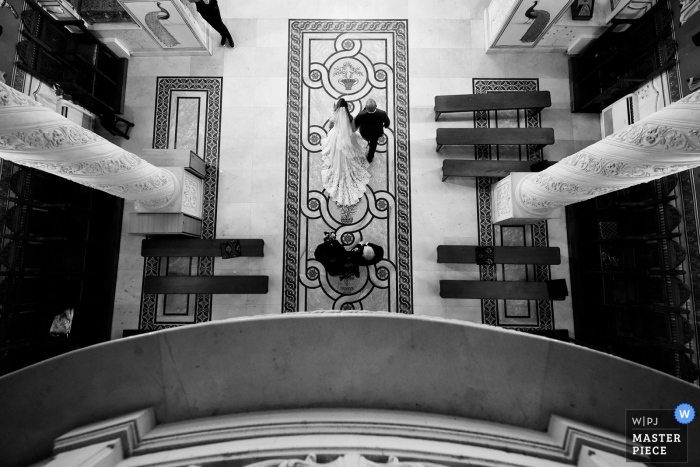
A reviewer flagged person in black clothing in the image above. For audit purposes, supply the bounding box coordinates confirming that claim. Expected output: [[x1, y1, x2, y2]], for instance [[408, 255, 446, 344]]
[[188, 0, 234, 48], [348, 241, 384, 277], [314, 232, 349, 277], [353, 98, 390, 163]]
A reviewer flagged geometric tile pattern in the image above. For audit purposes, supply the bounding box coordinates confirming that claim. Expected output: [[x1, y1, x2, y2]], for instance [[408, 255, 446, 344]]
[[473, 78, 553, 330], [282, 20, 412, 313], [138, 77, 222, 330]]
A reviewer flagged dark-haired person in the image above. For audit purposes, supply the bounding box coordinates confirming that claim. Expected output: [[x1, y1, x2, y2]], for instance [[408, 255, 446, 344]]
[[187, 0, 234, 48], [314, 232, 349, 277]]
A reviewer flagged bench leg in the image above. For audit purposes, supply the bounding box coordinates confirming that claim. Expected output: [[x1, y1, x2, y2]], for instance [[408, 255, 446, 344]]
[[436, 144, 442, 152], [434, 111, 441, 121], [442, 175, 448, 182]]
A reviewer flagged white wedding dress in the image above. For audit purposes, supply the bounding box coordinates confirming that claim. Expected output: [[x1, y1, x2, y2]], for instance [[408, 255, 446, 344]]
[[320, 108, 371, 206]]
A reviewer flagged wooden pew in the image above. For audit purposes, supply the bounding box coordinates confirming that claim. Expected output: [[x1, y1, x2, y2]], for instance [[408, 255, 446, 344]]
[[144, 276, 268, 294], [437, 246, 561, 265], [441, 159, 553, 181], [440, 280, 568, 300], [436, 128, 555, 152], [141, 238, 264, 257], [434, 91, 551, 121]]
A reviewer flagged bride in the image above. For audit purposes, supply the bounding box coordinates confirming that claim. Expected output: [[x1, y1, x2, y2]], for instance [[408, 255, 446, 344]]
[[320, 98, 371, 207]]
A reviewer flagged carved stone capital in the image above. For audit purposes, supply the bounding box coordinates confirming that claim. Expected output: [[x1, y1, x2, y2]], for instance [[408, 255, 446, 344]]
[[491, 173, 563, 225], [133, 167, 202, 216]]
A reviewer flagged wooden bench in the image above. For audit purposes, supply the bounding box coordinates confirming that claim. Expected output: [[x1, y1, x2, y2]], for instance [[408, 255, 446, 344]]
[[434, 91, 551, 121], [437, 246, 561, 265], [144, 276, 268, 294], [141, 239, 264, 257], [441, 159, 553, 181], [440, 280, 568, 300], [436, 128, 555, 152]]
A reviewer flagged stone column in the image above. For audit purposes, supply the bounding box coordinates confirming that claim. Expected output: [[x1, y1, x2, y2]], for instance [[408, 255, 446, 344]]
[[493, 90, 700, 224], [0, 81, 177, 208]]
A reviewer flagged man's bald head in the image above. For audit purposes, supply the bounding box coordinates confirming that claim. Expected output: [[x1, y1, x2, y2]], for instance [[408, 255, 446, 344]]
[[366, 99, 377, 112]]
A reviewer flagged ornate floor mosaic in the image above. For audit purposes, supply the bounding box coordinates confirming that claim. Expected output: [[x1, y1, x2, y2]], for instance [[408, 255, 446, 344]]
[[282, 20, 412, 313], [473, 79, 553, 330], [138, 77, 222, 330]]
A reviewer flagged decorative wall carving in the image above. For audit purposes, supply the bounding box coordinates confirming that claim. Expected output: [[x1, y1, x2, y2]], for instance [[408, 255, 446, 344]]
[[0, 82, 177, 204], [520, 191, 578, 212], [0, 84, 44, 108], [181, 173, 201, 217], [10, 151, 145, 176], [561, 151, 692, 179], [516, 90, 700, 216], [97, 170, 175, 195], [496, 179, 512, 217], [0, 125, 103, 150], [136, 196, 172, 208], [609, 124, 700, 152], [531, 173, 619, 197]]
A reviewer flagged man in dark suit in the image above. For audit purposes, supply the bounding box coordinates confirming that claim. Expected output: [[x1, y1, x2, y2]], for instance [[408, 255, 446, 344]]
[[188, 0, 234, 48], [348, 241, 384, 277], [314, 232, 349, 277], [354, 98, 390, 163]]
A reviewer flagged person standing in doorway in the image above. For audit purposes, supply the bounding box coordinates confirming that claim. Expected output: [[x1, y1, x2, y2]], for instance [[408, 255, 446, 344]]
[[188, 0, 234, 48], [354, 98, 390, 163]]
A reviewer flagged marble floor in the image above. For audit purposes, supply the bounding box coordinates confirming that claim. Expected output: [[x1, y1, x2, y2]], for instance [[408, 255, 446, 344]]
[[109, 0, 602, 339]]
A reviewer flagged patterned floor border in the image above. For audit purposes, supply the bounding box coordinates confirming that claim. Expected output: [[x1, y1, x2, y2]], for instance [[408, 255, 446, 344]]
[[138, 77, 223, 330], [473, 78, 553, 330], [282, 20, 412, 313]]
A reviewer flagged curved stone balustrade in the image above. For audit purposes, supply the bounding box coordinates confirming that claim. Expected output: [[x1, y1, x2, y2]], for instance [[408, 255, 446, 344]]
[[0, 312, 698, 466]]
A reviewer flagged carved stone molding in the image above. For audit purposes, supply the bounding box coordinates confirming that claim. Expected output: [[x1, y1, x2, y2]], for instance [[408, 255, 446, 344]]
[[0, 81, 177, 204], [181, 172, 201, 217], [492, 172, 563, 224], [558, 151, 691, 179], [47, 408, 637, 467], [512, 90, 700, 217], [97, 170, 175, 195], [609, 124, 700, 152], [133, 167, 202, 216], [134, 196, 173, 209], [246, 454, 447, 467], [11, 151, 146, 176], [0, 125, 103, 150], [0, 84, 44, 108], [495, 179, 512, 217]]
